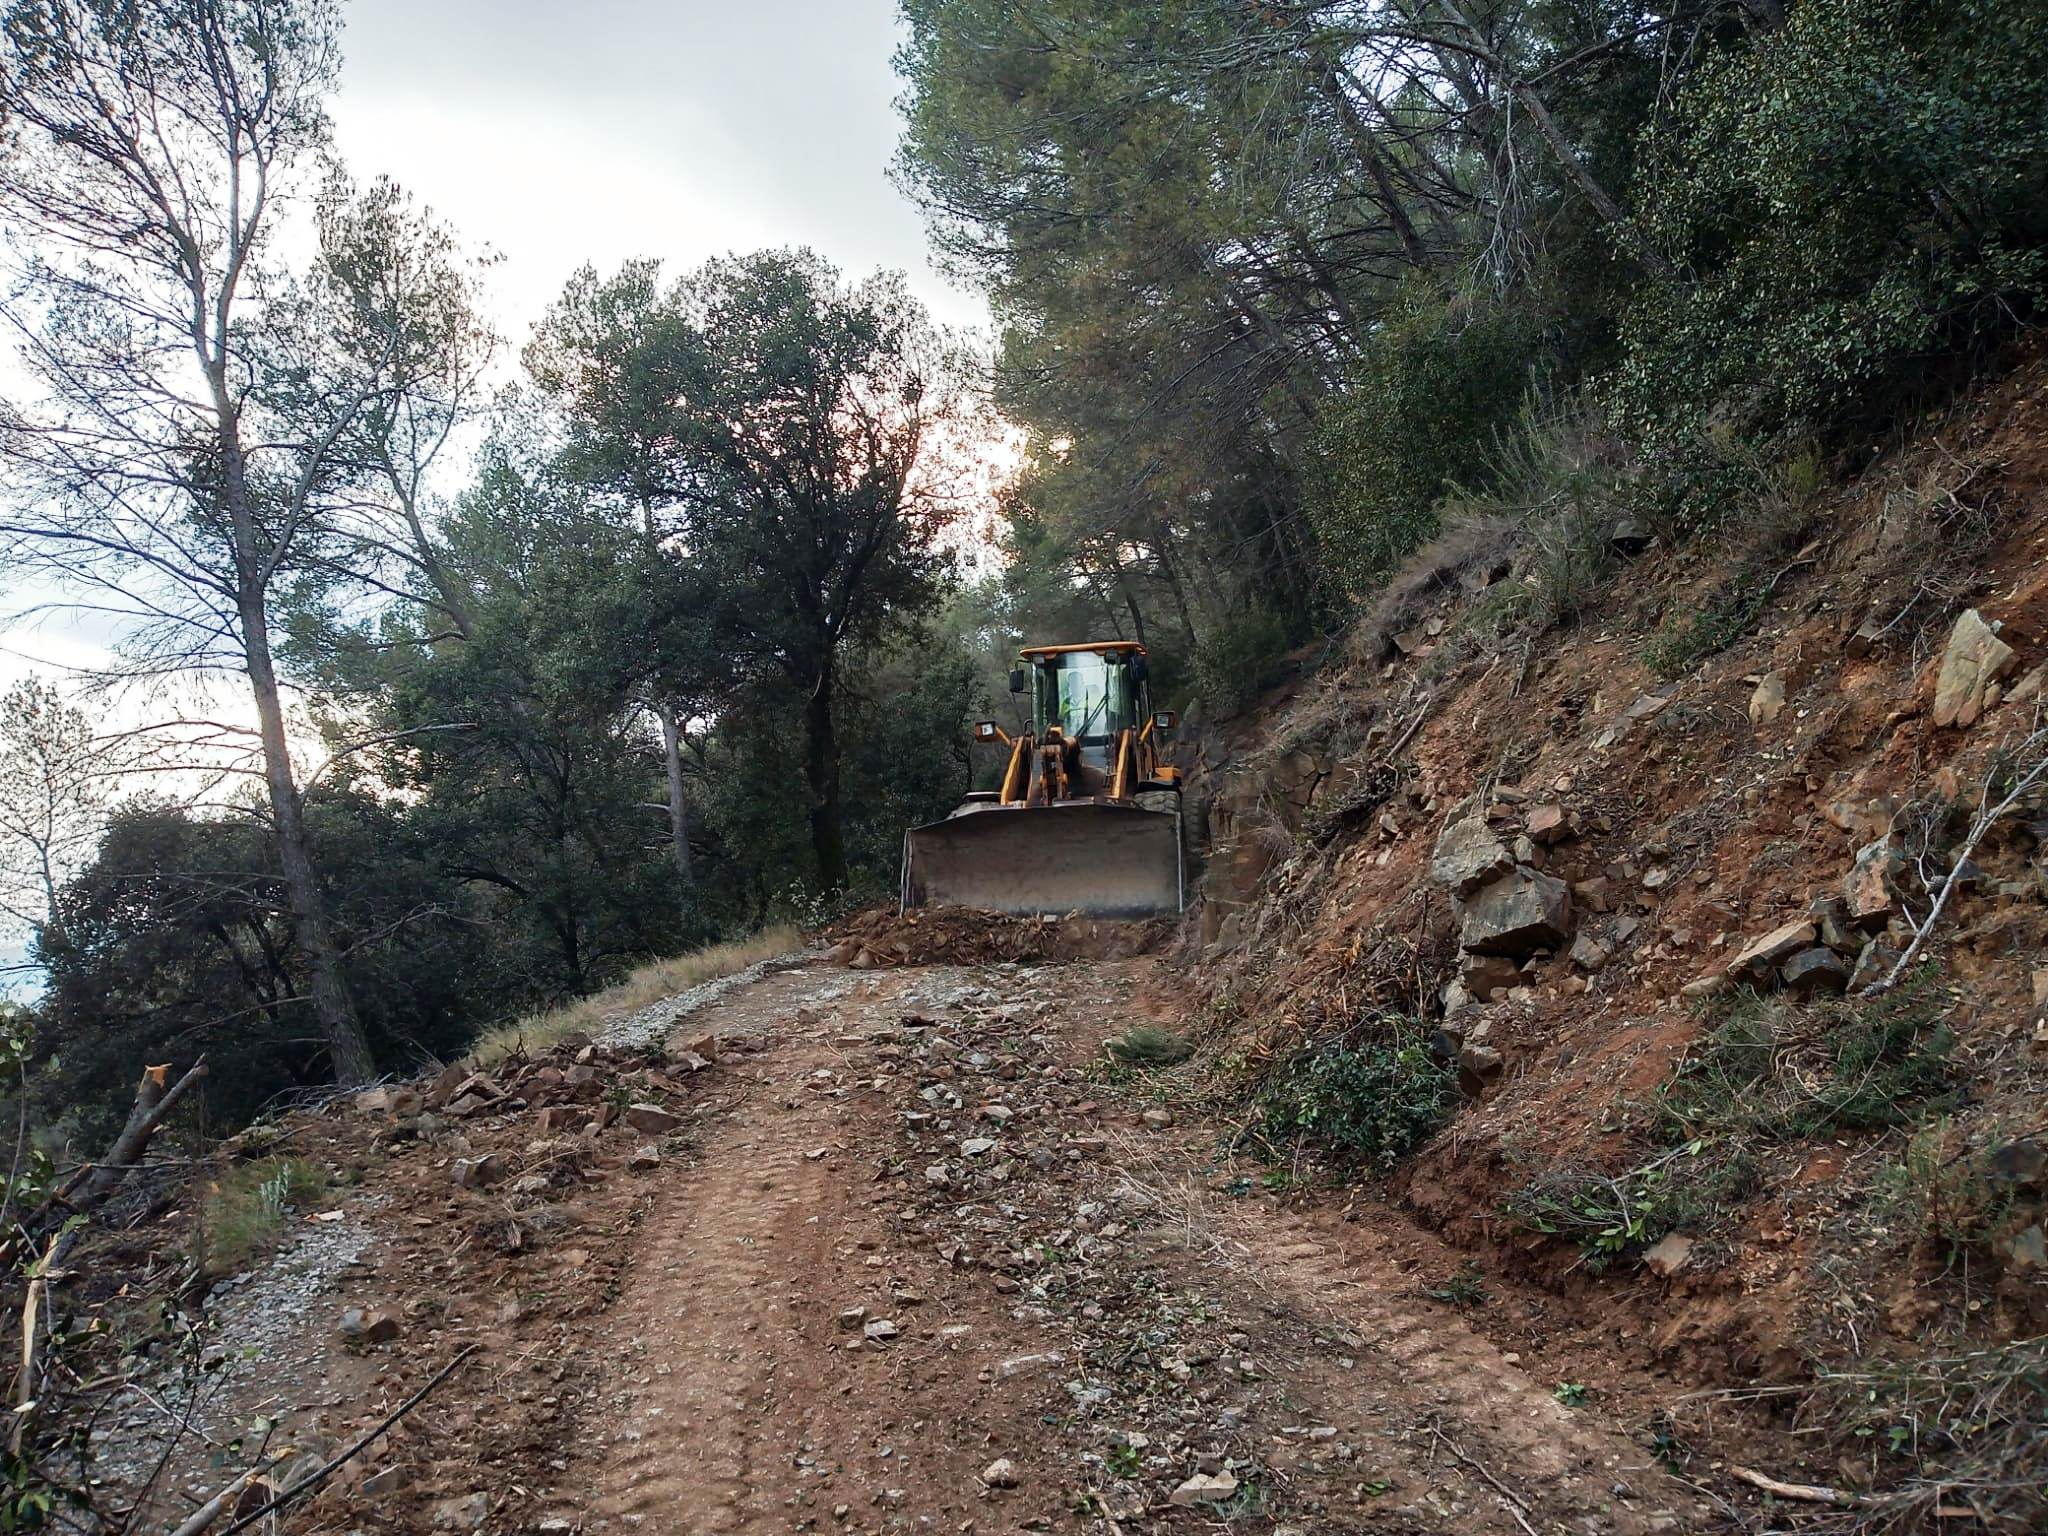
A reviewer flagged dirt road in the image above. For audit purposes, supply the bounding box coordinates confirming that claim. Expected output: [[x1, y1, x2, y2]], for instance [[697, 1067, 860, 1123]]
[[559, 955, 1707, 1535]]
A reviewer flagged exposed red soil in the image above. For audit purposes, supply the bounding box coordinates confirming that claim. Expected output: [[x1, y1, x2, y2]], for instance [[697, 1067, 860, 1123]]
[[1184, 353, 2048, 1515]]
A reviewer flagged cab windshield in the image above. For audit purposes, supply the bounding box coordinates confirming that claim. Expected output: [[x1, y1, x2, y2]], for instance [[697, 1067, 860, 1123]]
[[1034, 653, 1132, 745]]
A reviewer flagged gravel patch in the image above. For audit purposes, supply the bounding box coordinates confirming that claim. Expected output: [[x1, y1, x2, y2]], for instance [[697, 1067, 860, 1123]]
[[601, 948, 817, 1050], [89, 1203, 382, 1510]]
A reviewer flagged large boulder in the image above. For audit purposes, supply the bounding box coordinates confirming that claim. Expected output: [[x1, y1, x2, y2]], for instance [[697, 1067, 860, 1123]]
[[1931, 608, 2016, 728], [1459, 868, 1572, 957], [1432, 818, 1514, 898]]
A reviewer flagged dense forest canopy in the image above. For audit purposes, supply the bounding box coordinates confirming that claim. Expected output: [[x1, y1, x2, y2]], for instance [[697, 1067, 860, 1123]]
[[895, 0, 2046, 631], [0, 0, 2043, 1134]]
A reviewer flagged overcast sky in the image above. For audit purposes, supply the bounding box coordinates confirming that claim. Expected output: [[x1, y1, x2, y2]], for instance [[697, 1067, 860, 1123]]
[[329, 0, 986, 338], [2, 0, 985, 690]]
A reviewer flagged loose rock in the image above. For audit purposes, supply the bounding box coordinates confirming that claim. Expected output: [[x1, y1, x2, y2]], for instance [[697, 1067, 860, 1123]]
[[1643, 1233, 1695, 1278], [1170, 1472, 1240, 1507], [1748, 671, 1786, 726], [981, 1457, 1020, 1489], [1431, 818, 1515, 898], [623, 1103, 680, 1135], [1844, 838, 1903, 928], [1725, 919, 1817, 983], [1780, 946, 1850, 996]]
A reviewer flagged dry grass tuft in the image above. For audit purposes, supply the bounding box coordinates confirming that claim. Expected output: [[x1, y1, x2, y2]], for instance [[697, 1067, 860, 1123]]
[[1343, 512, 1522, 667], [472, 924, 803, 1064], [196, 1156, 324, 1279]]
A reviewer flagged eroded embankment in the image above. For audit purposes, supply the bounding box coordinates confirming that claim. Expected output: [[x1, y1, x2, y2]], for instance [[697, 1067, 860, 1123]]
[[1182, 355, 2048, 1526]]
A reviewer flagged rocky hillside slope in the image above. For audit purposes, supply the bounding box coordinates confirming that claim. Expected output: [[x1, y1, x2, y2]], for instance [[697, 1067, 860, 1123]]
[[1185, 357, 2048, 1524]]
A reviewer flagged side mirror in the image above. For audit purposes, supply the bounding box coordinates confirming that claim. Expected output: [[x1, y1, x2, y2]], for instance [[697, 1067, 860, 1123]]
[[1008, 668, 1027, 695], [1132, 655, 1149, 683], [1153, 710, 1177, 734], [972, 720, 1001, 743]]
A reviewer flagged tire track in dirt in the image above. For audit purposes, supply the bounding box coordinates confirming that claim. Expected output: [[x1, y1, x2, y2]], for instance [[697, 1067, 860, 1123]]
[[568, 957, 1711, 1535], [593, 1123, 838, 1528], [1206, 1211, 1700, 1533], [581, 964, 1048, 1534]]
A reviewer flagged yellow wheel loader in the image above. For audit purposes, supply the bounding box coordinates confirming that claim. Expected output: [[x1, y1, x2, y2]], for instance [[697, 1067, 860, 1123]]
[[900, 640, 1185, 918]]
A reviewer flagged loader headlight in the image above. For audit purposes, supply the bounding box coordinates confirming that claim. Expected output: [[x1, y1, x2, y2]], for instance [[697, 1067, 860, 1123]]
[[1153, 710, 1177, 733], [973, 720, 1001, 742]]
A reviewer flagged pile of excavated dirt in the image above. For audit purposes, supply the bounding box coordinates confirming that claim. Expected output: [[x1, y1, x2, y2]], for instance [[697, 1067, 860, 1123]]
[[824, 904, 1171, 968]]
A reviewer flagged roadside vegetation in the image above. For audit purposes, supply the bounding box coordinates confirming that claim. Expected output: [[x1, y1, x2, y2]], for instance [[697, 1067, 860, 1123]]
[[1509, 978, 1964, 1268], [195, 1157, 327, 1282], [472, 925, 803, 1064], [1251, 1019, 1457, 1175]]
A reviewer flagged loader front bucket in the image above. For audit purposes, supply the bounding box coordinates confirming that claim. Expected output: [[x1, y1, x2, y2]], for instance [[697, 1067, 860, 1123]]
[[901, 802, 1184, 919]]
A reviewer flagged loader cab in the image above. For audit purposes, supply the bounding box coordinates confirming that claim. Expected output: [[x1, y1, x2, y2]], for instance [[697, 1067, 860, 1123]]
[[1015, 643, 1148, 775]]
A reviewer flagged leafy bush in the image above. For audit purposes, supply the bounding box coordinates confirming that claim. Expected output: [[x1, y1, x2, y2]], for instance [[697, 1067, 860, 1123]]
[[1508, 1140, 1756, 1267], [1617, 0, 2048, 444], [1256, 1018, 1456, 1171], [1306, 287, 1542, 596], [1641, 581, 1767, 680]]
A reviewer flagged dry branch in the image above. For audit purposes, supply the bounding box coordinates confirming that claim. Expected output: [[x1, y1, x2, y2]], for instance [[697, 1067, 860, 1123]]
[[1727, 1462, 1981, 1521], [1728, 1464, 1862, 1507], [200, 1344, 481, 1536], [1865, 725, 2048, 996]]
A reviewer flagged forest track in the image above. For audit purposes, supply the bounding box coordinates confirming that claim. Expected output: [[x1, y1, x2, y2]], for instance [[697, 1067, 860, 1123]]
[[564, 955, 1710, 1535]]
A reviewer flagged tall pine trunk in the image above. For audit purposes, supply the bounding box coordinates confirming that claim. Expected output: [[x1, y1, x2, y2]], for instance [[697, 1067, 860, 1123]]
[[216, 393, 375, 1086], [637, 500, 694, 889], [802, 659, 847, 892], [655, 700, 694, 884], [238, 587, 376, 1084]]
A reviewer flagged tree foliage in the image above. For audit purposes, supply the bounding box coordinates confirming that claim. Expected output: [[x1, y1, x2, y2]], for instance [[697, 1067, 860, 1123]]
[[894, 0, 2048, 674], [0, 679, 119, 945], [1616, 0, 2048, 443]]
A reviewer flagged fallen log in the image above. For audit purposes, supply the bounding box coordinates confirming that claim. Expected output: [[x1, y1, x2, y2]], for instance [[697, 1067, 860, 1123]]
[[56, 1057, 208, 1213]]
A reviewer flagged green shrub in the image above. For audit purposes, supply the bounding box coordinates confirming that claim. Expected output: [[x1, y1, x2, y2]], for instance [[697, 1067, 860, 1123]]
[[1306, 286, 1542, 597], [1641, 581, 1766, 680], [1507, 1140, 1756, 1268], [1424, 1261, 1490, 1307], [1255, 1018, 1456, 1171], [1876, 1120, 2023, 1257], [1616, 0, 2048, 445], [1661, 982, 1958, 1142]]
